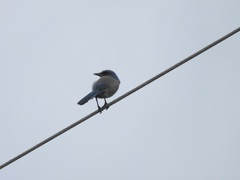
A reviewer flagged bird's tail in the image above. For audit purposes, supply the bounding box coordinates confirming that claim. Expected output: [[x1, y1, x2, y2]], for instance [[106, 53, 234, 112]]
[[78, 90, 100, 105]]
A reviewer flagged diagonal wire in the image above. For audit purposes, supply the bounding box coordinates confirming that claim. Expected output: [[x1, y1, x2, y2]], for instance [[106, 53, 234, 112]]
[[1, 27, 239, 170]]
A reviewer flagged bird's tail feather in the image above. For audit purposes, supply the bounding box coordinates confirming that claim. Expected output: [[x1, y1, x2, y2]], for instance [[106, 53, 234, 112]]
[[78, 90, 100, 105]]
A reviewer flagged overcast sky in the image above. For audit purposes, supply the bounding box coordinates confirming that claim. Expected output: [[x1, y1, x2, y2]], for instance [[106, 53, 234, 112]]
[[1, 0, 240, 179]]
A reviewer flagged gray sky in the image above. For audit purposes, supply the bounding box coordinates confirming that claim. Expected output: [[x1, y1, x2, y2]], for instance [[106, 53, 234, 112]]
[[1, 0, 240, 179]]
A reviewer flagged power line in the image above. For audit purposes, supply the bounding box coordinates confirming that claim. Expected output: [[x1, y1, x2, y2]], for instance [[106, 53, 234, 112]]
[[1, 27, 239, 170]]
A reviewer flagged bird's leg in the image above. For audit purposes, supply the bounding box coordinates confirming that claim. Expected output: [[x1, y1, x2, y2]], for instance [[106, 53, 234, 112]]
[[103, 98, 109, 110], [95, 97, 102, 113]]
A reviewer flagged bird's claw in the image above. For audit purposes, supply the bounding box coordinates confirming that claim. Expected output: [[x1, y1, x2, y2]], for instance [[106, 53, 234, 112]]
[[103, 103, 109, 110], [97, 106, 103, 114], [97, 103, 110, 114]]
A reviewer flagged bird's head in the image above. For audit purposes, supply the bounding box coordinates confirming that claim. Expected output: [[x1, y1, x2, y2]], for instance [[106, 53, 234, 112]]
[[94, 70, 120, 81]]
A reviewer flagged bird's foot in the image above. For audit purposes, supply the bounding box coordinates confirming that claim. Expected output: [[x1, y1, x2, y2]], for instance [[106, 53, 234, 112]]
[[97, 105, 103, 114], [103, 103, 110, 110], [97, 103, 109, 114]]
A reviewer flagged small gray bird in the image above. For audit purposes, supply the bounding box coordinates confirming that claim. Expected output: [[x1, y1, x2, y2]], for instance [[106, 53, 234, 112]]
[[78, 70, 120, 112]]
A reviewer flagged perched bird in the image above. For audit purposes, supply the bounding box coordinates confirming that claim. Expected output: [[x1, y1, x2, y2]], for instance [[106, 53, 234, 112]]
[[78, 70, 120, 112]]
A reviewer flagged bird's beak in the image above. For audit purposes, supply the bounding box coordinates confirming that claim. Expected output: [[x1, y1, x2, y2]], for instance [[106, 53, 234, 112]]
[[94, 72, 101, 76]]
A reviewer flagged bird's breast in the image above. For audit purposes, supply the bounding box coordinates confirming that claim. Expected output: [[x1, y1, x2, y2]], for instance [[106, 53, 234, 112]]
[[92, 76, 120, 98]]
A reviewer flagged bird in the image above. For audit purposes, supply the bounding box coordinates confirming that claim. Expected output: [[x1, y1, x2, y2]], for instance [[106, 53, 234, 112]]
[[78, 70, 120, 113]]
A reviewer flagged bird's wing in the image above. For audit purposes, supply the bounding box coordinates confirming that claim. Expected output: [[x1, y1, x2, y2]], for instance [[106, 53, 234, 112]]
[[78, 90, 102, 105]]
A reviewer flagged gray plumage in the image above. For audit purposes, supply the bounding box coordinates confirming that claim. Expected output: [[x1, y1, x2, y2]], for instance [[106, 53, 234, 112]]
[[78, 70, 120, 112]]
